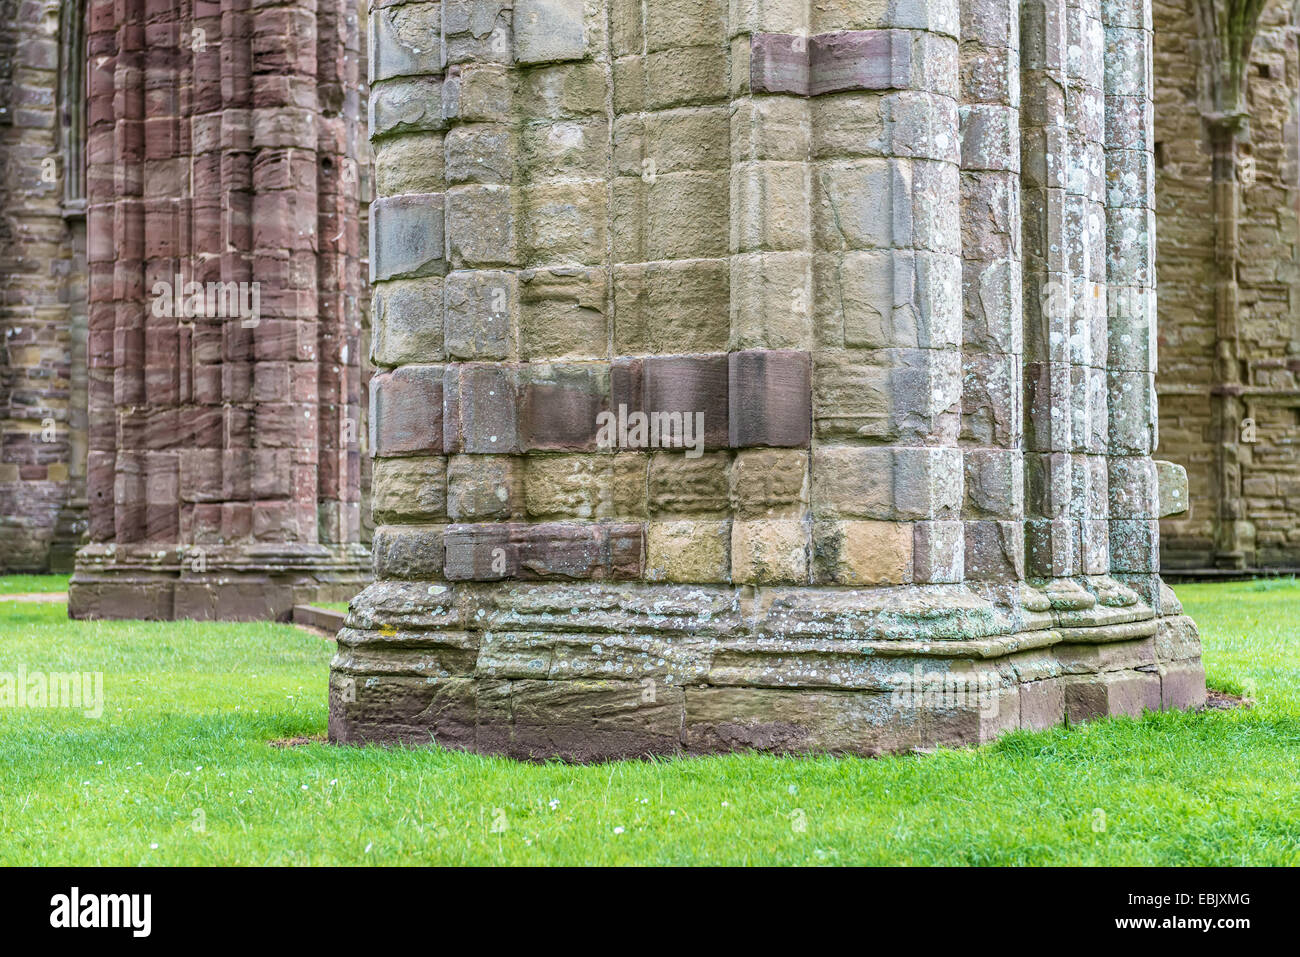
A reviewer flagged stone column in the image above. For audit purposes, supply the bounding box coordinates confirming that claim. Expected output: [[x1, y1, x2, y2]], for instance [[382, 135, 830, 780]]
[[332, 0, 1205, 758], [1104, 0, 1206, 706], [1021, 0, 1078, 584], [69, 0, 369, 620], [959, 0, 1024, 583]]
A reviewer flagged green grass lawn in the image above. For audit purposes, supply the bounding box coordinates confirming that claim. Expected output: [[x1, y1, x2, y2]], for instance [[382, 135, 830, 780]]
[[0, 573, 70, 594], [0, 576, 1296, 865]]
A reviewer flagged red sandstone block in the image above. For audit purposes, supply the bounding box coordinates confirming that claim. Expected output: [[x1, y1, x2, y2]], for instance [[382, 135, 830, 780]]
[[87, 319, 114, 367], [253, 362, 291, 402], [513, 525, 625, 581], [114, 367, 145, 408], [144, 365, 179, 408], [256, 403, 316, 450], [222, 449, 252, 501], [290, 363, 319, 403], [963, 519, 1025, 581], [222, 362, 253, 403], [222, 502, 253, 541], [193, 163, 222, 207], [117, 118, 145, 162], [443, 522, 644, 582], [226, 407, 252, 446], [252, 501, 300, 542], [750, 34, 810, 95], [728, 350, 811, 449], [253, 319, 315, 362], [143, 117, 176, 161], [371, 365, 445, 456], [180, 449, 223, 503], [251, 449, 293, 499], [643, 354, 729, 451], [443, 364, 519, 454], [187, 407, 224, 449], [192, 364, 222, 405], [87, 451, 115, 538], [113, 452, 147, 542], [609, 523, 644, 579], [519, 364, 609, 451], [189, 503, 222, 544], [88, 0, 114, 34]]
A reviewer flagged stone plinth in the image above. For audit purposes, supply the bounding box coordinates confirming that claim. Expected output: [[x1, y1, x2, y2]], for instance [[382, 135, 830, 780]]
[[330, 0, 1206, 758], [68, 0, 369, 620]]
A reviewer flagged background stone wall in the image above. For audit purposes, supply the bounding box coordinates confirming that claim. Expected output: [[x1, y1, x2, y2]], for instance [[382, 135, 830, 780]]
[[0, 0, 87, 572], [1154, 0, 1300, 572]]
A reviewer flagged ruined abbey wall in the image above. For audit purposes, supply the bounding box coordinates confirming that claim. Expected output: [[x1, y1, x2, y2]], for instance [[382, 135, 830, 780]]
[[1154, 0, 1300, 572], [0, 0, 88, 572]]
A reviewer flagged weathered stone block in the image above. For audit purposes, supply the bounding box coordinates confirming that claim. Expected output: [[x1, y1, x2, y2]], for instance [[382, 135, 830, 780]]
[[372, 277, 445, 366], [447, 455, 518, 521], [509, 680, 684, 761], [444, 63, 513, 122], [812, 519, 913, 585], [731, 161, 812, 253], [730, 449, 807, 519], [514, 0, 587, 65], [370, 194, 446, 281], [732, 519, 808, 584], [1107, 456, 1158, 519], [613, 260, 730, 354], [1063, 670, 1161, 722], [444, 270, 516, 360], [646, 520, 730, 583], [443, 0, 511, 64], [370, 76, 446, 137], [729, 251, 814, 350], [372, 456, 447, 524], [519, 267, 608, 359], [522, 180, 608, 263], [372, 524, 448, 580], [370, 3, 443, 83], [446, 184, 516, 267], [913, 520, 963, 583], [523, 453, 647, 519], [813, 445, 962, 520], [445, 124, 515, 186], [1155, 459, 1188, 517], [683, 686, 924, 756], [375, 133, 447, 194], [1160, 659, 1207, 711], [444, 522, 642, 581], [648, 452, 729, 516], [963, 519, 1024, 581]]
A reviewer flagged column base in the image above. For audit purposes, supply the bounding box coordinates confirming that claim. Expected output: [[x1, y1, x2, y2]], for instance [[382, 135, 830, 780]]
[[328, 576, 1206, 761], [68, 542, 372, 621]]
